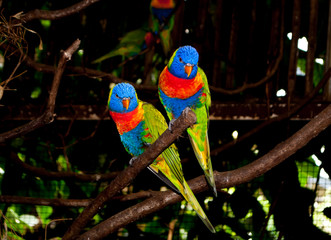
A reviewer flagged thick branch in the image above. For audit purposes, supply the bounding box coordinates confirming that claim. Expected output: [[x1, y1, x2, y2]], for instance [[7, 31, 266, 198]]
[[0, 39, 81, 143], [19, 0, 101, 22], [78, 104, 331, 240], [62, 108, 197, 240]]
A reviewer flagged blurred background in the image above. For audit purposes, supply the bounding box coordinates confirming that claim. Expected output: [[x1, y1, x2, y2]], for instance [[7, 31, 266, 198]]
[[0, 0, 331, 239]]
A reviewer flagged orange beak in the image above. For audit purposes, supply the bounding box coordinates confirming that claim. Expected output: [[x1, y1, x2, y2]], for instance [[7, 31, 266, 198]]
[[184, 64, 193, 77], [122, 98, 130, 110]]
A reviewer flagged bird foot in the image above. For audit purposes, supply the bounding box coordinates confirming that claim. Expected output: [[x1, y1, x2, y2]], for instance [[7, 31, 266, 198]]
[[168, 119, 176, 133], [129, 156, 138, 166], [168, 119, 186, 138]]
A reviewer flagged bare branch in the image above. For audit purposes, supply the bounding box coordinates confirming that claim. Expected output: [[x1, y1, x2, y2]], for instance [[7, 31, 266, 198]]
[[78, 103, 331, 240], [0, 190, 158, 207], [9, 151, 119, 182], [62, 108, 197, 240], [0, 39, 81, 143], [18, 0, 101, 23], [0, 195, 91, 207]]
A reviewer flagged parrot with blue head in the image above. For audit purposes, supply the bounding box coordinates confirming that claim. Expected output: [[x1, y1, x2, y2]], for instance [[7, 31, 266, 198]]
[[108, 83, 215, 233], [158, 45, 217, 197]]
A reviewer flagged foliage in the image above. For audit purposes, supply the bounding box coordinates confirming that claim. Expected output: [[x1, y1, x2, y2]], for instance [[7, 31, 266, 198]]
[[0, 0, 330, 239]]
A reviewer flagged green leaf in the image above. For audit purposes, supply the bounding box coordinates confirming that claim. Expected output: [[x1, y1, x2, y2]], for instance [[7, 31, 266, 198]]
[[296, 157, 320, 188], [6, 206, 30, 235], [40, 19, 51, 29], [30, 87, 41, 99], [19, 214, 39, 227], [56, 155, 68, 171], [36, 205, 53, 225]]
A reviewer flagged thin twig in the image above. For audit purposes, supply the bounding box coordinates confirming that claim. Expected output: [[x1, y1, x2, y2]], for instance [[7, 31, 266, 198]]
[[10, 151, 119, 182], [0, 190, 158, 207], [18, 0, 101, 23]]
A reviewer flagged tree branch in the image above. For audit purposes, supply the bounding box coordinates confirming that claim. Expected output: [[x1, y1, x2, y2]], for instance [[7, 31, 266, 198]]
[[0, 190, 157, 207], [77, 103, 331, 240], [9, 151, 119, 182], [0, 195, 91, 207], [0, 39, 81, 143], [19, 0, 101, 23], [62, 108, 197, 240]]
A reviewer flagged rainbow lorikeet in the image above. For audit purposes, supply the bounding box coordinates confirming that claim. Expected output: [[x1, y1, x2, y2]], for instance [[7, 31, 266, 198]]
[[158, 46, 217, 197], [150, 0, 175, 28], [108, 83, 215, 233], [150, 0, 175, 55]]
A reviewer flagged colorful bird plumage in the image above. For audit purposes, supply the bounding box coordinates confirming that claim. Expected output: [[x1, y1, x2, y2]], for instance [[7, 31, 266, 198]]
[[158, 45, 217, 197], [108, 83, 215, 233], [150, 0, 175, 55], [150, 0, 175, 24]]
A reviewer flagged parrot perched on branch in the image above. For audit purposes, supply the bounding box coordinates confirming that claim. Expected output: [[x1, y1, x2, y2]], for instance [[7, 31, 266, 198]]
[[158, 45, 217, 197], [108, 83, 215, 233]]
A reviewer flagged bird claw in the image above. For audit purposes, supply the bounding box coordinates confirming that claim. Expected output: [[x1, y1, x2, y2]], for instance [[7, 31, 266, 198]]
[[168, 119, 186, 138], [129, 156, 138, 166], [168, 119, 176, 133]]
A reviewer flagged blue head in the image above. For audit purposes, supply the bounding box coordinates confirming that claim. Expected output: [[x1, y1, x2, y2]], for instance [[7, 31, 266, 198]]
[[168, 45, 199, 79], [108, 83, 138, 113]]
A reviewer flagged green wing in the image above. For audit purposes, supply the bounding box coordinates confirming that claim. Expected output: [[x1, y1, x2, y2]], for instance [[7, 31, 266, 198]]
[[142, 102, 216, 232], [198, 67, 211, 114], [142, 102, 184, 186]]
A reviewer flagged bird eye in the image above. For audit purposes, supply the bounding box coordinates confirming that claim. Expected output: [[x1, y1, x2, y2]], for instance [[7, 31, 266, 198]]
[[179, 57, 183, 63], [115, 94, 120, 98]]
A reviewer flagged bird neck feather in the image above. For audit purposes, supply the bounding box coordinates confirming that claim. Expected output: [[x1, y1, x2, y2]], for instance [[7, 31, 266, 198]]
[[159, 67, 203, 99], [109, 102, 144, 135]]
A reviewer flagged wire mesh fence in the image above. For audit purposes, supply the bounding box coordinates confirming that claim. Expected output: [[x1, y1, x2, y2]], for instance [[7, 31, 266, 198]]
[[1, 155, 330, 240]]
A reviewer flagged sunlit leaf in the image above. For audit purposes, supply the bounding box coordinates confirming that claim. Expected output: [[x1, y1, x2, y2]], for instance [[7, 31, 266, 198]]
[[19, 214, 39, 227], [56, 155, 68, 171], [6, 206, 29, 235], [295, 158, 320, 188], [30, 87, 41, 99], [40, 19, 51, 30], [36, 206, 53, 225]]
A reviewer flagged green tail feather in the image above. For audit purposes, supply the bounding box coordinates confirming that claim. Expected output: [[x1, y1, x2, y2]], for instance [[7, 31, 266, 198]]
[[188, 132, 218, 197], [182, 181, 216, 233], [204, 162, 217, 197]]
